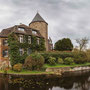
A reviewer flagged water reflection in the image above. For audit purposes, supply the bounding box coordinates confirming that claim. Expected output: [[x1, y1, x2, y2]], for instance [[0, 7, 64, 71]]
[[0, 71, 90, 90]]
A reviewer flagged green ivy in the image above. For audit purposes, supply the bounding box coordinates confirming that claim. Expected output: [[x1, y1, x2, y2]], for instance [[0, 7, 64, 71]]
[[8, 32, 45, 66], [8, 33, 20, 66]]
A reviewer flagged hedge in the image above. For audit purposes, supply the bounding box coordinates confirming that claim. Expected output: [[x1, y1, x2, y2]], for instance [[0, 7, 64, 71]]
[[40, 51, 74, 63], [40, 51, 87, 64]]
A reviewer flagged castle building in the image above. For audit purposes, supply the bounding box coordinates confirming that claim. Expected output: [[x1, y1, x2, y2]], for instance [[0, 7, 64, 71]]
[[0, 13, 53, 63], [29, 13, 49, 51]]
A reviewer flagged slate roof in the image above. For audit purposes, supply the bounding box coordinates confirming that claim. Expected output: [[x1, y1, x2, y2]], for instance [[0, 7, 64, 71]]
[[31, 13, 47, 24], [0, 24, 43, 38]]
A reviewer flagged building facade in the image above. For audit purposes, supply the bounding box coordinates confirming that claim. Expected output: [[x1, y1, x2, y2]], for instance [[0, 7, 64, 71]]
[[0, 13, 53, 64]]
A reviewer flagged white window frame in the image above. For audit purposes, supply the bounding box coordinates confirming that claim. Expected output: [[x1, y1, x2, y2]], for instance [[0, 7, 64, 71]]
[[19, 48, 24, 56], [28, 36, 31, 44], [19, 35, 23, 43], [3, 50, 8, 57], [3, 39, 8, 46]]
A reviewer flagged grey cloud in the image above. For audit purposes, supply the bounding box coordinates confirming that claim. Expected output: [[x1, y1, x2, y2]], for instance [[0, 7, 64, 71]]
[[0, 0, 90, 47]]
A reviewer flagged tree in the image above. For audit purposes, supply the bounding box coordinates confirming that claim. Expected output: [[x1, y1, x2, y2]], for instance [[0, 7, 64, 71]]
[[76, 37, 89, 51], [54, 38, 73, 51]]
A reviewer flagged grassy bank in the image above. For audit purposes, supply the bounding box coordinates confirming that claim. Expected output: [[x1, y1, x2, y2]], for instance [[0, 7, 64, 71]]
[[0, 70, 53, 75], [0, 63, 90, 75], [44, 63, 90, 68]]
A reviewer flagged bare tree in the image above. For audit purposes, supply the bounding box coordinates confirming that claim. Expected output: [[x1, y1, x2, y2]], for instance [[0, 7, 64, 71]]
[[76, 37, 89, 51]]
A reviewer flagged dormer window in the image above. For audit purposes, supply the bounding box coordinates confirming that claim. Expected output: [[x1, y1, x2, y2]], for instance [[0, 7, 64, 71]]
[[32, 30, 37, 34], [18, 28, 24, 31]]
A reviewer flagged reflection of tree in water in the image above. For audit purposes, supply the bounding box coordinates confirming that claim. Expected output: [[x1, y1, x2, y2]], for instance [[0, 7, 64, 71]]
[[1, 71, 90, 90]]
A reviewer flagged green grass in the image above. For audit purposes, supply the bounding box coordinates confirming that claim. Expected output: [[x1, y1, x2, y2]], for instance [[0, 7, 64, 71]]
[[0, 63, 90, 75], [0, 69, 53, 75], [44, 63, 90, 68]]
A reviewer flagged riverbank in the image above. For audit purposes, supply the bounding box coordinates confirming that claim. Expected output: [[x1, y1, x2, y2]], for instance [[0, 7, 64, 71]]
[[44, 63, 90, 68], [0, 70, 54, 76], [0, 63, 90, 76]]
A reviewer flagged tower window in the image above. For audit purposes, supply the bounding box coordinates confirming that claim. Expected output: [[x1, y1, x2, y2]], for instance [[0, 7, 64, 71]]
[[32, 30, 37, 34]]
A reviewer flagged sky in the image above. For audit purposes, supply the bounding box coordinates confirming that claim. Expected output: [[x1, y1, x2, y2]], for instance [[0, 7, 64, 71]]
[[0, 0, 90, 47]]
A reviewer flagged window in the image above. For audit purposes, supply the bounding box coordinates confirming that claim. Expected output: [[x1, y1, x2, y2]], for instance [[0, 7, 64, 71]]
[[37, 38, 40, 45], [27, 48, 32, 55], [2, 49, 8, 57], [19, 35, 23, 43], [3, 39, 8, 46], [28, 36, 31, 44], [18, 28, 24, 31], [32, 30, 37, 34], [19, 48, 24, 56]]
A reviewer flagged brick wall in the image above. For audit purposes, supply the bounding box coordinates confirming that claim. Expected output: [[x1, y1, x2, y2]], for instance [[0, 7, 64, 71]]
[[0, 38, 9, 62]]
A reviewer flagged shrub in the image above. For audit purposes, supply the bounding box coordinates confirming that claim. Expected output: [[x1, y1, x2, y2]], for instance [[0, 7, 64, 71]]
[[86, 50, 90, 62], [24, 53, 44, 70], [41, 51, 88, 64], [64, 57, 74, 65], [13, 63, 22, 72], [73, 51, 87, 64], [41, 51, 74, 63], [57, 58, 64, 64], [48, 57, 56, 65]]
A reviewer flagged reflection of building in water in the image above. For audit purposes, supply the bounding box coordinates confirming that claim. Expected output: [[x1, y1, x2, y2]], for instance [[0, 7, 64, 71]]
[[0, 72, 90, 90], [4, 76, 8, 90]]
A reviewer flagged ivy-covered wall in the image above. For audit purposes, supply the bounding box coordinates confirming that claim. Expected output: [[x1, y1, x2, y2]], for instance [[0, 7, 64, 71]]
[[8, 32, 46, 66]]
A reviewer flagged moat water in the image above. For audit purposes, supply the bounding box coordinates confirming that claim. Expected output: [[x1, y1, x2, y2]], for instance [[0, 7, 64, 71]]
[[0, 71, 90, 90]]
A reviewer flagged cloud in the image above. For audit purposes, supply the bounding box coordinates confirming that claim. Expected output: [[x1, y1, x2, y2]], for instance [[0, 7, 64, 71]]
[[0, 0, 90, 47]]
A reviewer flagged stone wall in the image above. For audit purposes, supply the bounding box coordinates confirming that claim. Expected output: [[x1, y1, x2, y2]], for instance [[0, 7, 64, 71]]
[[46, 66, 90, 75], [29, 22, 48, 51]]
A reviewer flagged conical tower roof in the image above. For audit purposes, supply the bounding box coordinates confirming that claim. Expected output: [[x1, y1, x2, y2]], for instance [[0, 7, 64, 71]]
[[31, 13, 47, 24]]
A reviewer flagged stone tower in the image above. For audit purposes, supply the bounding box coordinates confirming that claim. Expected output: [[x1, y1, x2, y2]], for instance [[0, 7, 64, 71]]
[[29, 13, 48, 51]]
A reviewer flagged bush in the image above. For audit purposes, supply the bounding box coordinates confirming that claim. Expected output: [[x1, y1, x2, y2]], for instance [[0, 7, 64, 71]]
[[41, 51, 88, 64], [57, 58, 64, 64], [41, 51, 74, 63], [13, 63, 22, 72], [24, 53, 44, 70], [64, 57, 74, 65], [86, 50, 90, 62], [73, 51, 87, 64], [48, 57, 56, 65]]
